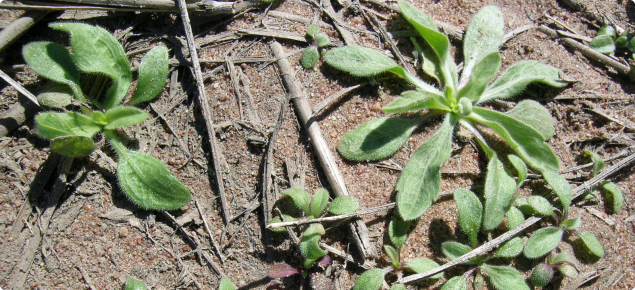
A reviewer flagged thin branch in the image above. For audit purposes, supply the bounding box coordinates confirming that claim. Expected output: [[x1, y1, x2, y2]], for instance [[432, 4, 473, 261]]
[[195, 201, 225, 263], [267, 203, 395, 229], [11, 0, 262, 14], [0, 68, 39, 107], [76, 265, 97, 290], [312, 83, 365, 118]]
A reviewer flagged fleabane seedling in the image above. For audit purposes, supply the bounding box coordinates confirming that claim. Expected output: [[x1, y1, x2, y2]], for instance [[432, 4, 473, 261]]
[[301, 24, 331, 69], [324, 2, 571, 222], [23, 23, 190, 210]]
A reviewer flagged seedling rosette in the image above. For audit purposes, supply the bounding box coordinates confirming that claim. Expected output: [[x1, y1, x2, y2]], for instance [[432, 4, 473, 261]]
[[23, 23, 190, 210]]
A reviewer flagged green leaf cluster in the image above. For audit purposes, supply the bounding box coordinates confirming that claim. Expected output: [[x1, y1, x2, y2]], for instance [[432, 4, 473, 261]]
[[24, 23, 189, 210], [301, 24, 331, 69], [590, 25, 635, 59]]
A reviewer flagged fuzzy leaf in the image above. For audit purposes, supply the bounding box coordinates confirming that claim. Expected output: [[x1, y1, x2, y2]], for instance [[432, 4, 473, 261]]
[[441, 241, 475, 263], [300, 224, 327, 259], [338, 117, 420, 161], [589, 35, 616, 54], [543, 169, 572, 212], [110, 139, 191, 210], [505, 100, 555, 141], [524, 227, 563, 259], [411, 37, 440, 82], [557, 264, 579, 278], [384, 245, 400, 268], [405, 258, 442, 279], [37, 92, 73, 109], [51, 135, 96, 157], [125, 276, 148, 290], [480, 264, 530, 290], [550, 252, 577, 266], [515, 196, 554, 216], [388, 217, 410, 249], [584, 150, 605, 176], [483, 155, 517, 230], [600, 181, 623, 213], [396, 115, 454, 220], [577, 231, 604, 258], [506, 206, 525, 230], [267, 263, 301, 278], [353, 268, 388, 290], [505, 155, 527, 188], [129, 46, 169, 105], [560, 216, 581, 230], [530, 263, 554, 287], [315, 33, 330, 47], [454, 188, 482, 247], [22, 41, 85, 102], [390, 284, 406, 290], [324, 45, 405, 77], [383, 90, 450, 114], [597, 26, 616, 38], [281, 188, 311, 214], [104, 106, 149, 130], [493, 236, 524, 258], [301, 46, 320, 69], [458, 51, 501, 103], [218, 277, 236, 290], [461, 6, 504, 84], [470, 107, 560, 172], [269, 215, 296, 233], [327, 196, 359, 215], [35, 112, 101, 139], [310, 188, 329, 217], [440, 276, 468, 290], [306, 24, 319, 37], [479, 61, 567, 103], [50, 22, 131, 109]]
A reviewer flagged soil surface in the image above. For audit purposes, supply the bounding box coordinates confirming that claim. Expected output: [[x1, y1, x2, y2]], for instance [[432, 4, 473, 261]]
[[1, 0, 634, 289]]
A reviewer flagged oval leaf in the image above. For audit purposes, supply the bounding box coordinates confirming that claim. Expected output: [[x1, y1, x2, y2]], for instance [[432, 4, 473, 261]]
[[543, 169, 572, 212], [441, 241, 471, 261], [315, 33, 330, 47], [577, 231, 604, 258], [300, 224, 327, 259], [480, 264, 530, 290], [560, 216, 581, 230], [324, 45, 404, 77], [35, 112, 101, 139], [37, 91, 73, 109], [505, 100, 555, 141], [383, 90, 449, 114], [338, 117, 420, 161], [310, 188, 329, 217], [353, 268, 388, 290], [600, 181, 623, 213], [281, 188, 311, 214], [557, 264, 579, 278], [306, 24, 319, 37], [267, 263, 301, 278], [327, 196, 359, 215], [515, 196, 554, 216], [506, 206, 525, 230], [584, 150, 605, 176], [301, 46, 320, 69], [524, 227, 563, 259], [441, 276, 468, 290], [483, 155, 517, 230], [269, 214, 296, 233], [454, 188, 482, 247], [104, 106, 149, 130], [589, 35, 616, 54], [493, 236, 524, 258], [129, 46, 169, 105], [51, 135, 96, 157], [508, 154, 527, 187], [388, 217, 410, 250], [218, 277, 236, 290], [124, 276, 148, 290], [458, 51, 501, 103], [384, 245, 400, 268], [405, 258, 443, 279], [479, 61, 567, 103], [461, 6, 504, 84], [390, 284, 406, 290]]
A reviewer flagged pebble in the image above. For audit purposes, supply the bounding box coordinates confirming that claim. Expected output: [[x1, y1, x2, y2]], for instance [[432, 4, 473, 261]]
[[118, 227, 128, 238]]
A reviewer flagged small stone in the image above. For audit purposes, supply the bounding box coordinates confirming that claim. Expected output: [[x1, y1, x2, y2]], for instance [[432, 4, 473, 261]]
[[118, 228, 128, 238]]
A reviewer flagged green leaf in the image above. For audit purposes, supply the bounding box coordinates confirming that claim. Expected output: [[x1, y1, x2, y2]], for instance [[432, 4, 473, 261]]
[[353, 268, 388, 290], [600, 181, 623, 213], [324, 45, 404, 77], [399, 0, 457, 89], [628, 38, 635, 53], [35, 112, 101, 139], [441, 241, 472, 261], [104, 106, 149, 130], [384, 245, 400, 269], [327, 196, 359, 215], [558, 264, 579, 278], [550, 251, 576, 266], [129, 46, 169, 105], [383, 90, 450, 114], [37, 91, 73, 109], [589, 35, 616, 54], [91, 111, 108, 125], [470, 107, 560, 172], [109, 136, 191, 210], [508, 155, 527, 187], [306, 24, 319, 37], [543, 169, 572, 212], [269, 215, 296, 233], [506, 206, 525, 230], [125, 276, 148, 290], [310, 188, 329, 217], [315, 33, 330, 47], [482, 155, 517, 230], [218, 277, 236, 290], [480, 264, 530, 290], [597, 26, 616, 38], [505, 100, 555, 140], [584, 150, 605, 176], [50, 22, 131, 109], [301, 46, 320, 69], [493, 236, 524, 258], [560, 216, 581, 230], [473, 272, 485, 290], [440, 276, 467, 290], [616, 35, 629, 48], [515, 196, 554, 216], [524, 227, 563, 259], [390, 284, 406, 290], [576, 231, 604, 258], [338, 117, 420, 161], [51, 135, 96, 157], [388, 217, 410, 250], [458, 51, 501, 103], [530, 263, 554, 287], [300, 224, 327, 259], [405, 258, 442, 279], [22, 41, 85, 102], [461, 6, 504, 84], [396, 115, 455, 220], [411, 37, 440, 82], [453, 188, 482, 247], [479, 61, 567, 103], [281, 188, 311, 214]]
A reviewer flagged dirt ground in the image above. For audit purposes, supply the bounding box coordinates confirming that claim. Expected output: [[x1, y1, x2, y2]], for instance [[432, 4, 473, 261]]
[[0, 0, 634, 289]]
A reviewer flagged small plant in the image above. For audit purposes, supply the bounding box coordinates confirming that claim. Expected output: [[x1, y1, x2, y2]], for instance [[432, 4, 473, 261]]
[[124, 276, 148, 290], [23, 23, 190, 210], [324, 1, 569, 221], [590, 25, 635, 58], [579, 150, 624, 213], [218, 277, 236, 290], [530, 252, 579, 287], [301, 24, 330, 69]]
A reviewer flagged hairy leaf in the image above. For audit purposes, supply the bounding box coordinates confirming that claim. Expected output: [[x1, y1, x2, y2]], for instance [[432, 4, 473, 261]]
[[411, 37, 440, 82], [125, 276, 148, 290], [353, 268, 388, 290], [589, 35, 616, 54], [480, 264, 530, 290], [129, 46, 169, 105], [461, 6, 504, 84], [281, 188, 311, 214], [600, 181, 623, 213], [550, 251, 577, 266], [388, 217, 410, 249], [440, 276, 467, 290], [327, 196, 359, 215], [396, 115, 454, 220], [524, 227, 563, 259], [269, 214, 296, 233], [560, 216, 581, 230], [530, 263, 554, 287], [390, 284, 406, 290], [37, 91, 73, 109], [479, 61, 567, 103], [543, 169, 572, 212], [506, 206, 525, 230], [300, 224, 327, 259], [267, 263, 301, 278], [515, 196, 554, 216], [384, 245, 400, 268], [577, 231, 604, 258], [558, 264, 579, 278], [508, 155, 527, 187], [315, 33, 330, 48], [493, 236, 524, 258], [505, 100, 555, 140], [218, 277, 236, 290], [104, 106, 149, 130], [383, 90, 450, 114], [458, 51, 501, 103], [483, 155, 517, 230], [301, 46, 320, 69], [339, 117, 420, 161], [324, 45, 404, 77], [51, 135, 96, 157], [405, 258, 442, 279], [310, 188, 329, 217], [51, 22, 131, 109], [441, 241, 475, 263], [454, 188, 482, 247], [35, 112, 101, 139], [584, 150, 605, 176], [306, 24, 319, 37]]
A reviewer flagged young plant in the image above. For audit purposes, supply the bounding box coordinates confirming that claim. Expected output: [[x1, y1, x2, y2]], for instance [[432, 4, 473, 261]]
[[218, 277, 236, 290], [579, 150, 624, 213], [23, 23, 190, 210], [301, 24, 331, 69], [530, 252, 579, 287], [590, 25, 635, 59], [124, 276, 148, 290], [324, 2, 570, 221]]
